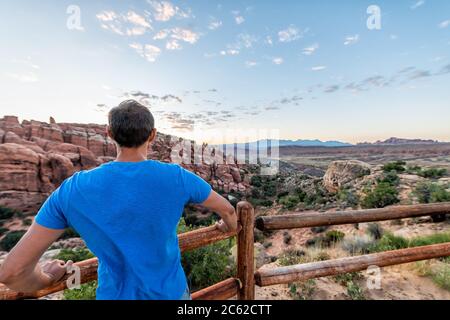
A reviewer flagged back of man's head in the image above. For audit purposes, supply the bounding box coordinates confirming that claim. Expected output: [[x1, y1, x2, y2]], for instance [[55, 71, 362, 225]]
[[108, 100, 155, 148]]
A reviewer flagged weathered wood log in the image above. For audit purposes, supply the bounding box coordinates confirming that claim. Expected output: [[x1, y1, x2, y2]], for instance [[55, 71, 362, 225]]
[[0, 222, 241, 300], [255, 202, 450, 231], [237, 201, 255, 300], [192, 278, 240, 300], [255, 242, 450, 287], [179, 225, 240, 252]]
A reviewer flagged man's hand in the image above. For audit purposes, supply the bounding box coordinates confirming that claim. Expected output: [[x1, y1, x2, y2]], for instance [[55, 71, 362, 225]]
[[40, 259, 73, 286], [215, 220, 229, 233]]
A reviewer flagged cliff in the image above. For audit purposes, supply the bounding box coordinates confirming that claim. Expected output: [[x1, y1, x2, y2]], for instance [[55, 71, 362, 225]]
[[0, 116, 250, 213]]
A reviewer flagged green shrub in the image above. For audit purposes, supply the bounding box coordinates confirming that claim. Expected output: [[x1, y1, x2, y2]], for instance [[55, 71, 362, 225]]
[[419, 168, 447, 179], [0, 230, 26, 251], [55, 248, 94, 263], [278, 249, 306, 266], [0, 206, 17, 220], [378, 171, 400, 186], [408, 233, 450, 247], [289, 280, 316, 300], [382, 161, 406, 173], [306, 230, 345, 248], [0, 227, 8, 237], [342, 235, 375, 255], [22, 218, 33, 226], [414, 182, 450, 204], [279, 195, 300, 210], [63, 281, 97, 300], [361, 182, 399, 209], [366, 223, 384, 240], [368, 232, 408, 252], [178, 219, 234, 290], [337, 189, 359, 208]]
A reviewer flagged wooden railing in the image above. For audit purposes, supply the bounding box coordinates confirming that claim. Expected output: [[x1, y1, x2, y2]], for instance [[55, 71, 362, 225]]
[[1, 202, 449, 299], [0, 202, 255, 300], [254, 202, 450, 287]]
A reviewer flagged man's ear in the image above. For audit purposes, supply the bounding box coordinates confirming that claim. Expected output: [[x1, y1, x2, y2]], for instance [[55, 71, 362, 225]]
[[148, 128, 157, 143]]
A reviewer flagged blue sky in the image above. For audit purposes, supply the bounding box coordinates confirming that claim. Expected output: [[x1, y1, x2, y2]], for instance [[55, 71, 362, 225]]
[[0, 0, 449, 143]]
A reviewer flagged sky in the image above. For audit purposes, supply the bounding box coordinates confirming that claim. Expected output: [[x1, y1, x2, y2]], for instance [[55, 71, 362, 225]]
[[0, 0, 449, 144]]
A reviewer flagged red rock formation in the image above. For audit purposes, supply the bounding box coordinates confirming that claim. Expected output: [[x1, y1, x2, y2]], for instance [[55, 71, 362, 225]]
[[0, 116, 250, 213]]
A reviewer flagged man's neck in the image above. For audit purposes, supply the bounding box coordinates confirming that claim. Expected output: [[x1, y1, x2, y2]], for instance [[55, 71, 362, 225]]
[[115, 145, 148, 162]]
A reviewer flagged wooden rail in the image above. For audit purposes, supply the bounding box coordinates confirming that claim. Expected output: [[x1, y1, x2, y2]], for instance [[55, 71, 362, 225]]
[[255, 202, 450, 231], [255, 242, 450, 286], [0, 202, 254, 300]]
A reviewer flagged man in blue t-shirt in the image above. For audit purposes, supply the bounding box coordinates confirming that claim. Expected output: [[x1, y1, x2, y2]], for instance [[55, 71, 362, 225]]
[[0, 100, 238, 300]]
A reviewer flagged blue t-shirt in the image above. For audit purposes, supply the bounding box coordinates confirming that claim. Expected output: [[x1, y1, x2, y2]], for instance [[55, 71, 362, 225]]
[[35, 160, 212, 300]]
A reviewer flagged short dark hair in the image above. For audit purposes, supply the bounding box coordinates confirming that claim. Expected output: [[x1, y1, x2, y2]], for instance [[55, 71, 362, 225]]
[[108, 100, 155, 148]]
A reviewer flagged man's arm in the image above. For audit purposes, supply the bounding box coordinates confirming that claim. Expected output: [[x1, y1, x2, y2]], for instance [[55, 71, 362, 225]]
[[201, 191, 238, 233], [0, 222, 71, 293]]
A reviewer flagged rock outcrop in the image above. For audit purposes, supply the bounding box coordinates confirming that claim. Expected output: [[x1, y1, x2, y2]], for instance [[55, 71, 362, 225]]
[[322, 160, 371, 193], [0, 116, 250, 213]]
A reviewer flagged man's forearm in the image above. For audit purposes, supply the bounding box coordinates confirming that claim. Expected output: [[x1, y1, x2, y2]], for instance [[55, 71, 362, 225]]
[[221, 209, 238, 231], [1, 265, 53, 293]]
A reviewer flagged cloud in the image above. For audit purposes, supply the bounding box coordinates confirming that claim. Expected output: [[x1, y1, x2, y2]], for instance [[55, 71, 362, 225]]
[[122, 90, 182, 107], [311, 66, 327, 71], [436, 64, 450, 75], [324, 85, 340, 93], [161, 27, 199, 44], [439, 20, 450, 28], [411, 0, 425, 10], [344, 34, 360, 45], [272, 57, 284, 65], [220, 49, 239, 56], [208, 19, 222, 30], [302, 43, 319, 55], [5, 72, 39, 83], [278, 25, 304, 42], [129, 43, 161, 62], [245, 61, 258, 68], [96, 10, 152, 36], [148, 0, 191, 22], [166, 39, 182, 50]]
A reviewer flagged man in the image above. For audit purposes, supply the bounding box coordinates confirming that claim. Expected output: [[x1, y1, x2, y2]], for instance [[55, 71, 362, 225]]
[[0, 100, 238, 300]]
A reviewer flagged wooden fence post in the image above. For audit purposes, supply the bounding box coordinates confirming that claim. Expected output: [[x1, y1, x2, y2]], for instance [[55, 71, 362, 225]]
[[237, 201, 255, 300]]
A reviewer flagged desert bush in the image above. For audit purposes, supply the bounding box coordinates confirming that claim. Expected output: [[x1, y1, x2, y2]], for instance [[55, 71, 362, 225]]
[[289, 280, 316, 300], [0, 227, 8, 237], [361, 182, 399, 209], [64, 281, 97, 300], [419, 168, 447, 179], [378, 171, 400, 186], [408, 233, 450, 247], [368, 232, 408, 252], [279, 195, 300, 210], [283, 231, 292, 245], [342, 235, 376, 255], [366, 223, 384, 240], [382, 161, 406, 173], [0, 230, 26, 251], [337, 189, 359, 208], [311, 226, 329, 234], [263, 241, 272, 249], [0, 206, 17, 220], [178, 219, 234, 290], [22, 218, 33, 226], [55, 248, 94, 263], [278, 249, 306, 266], [414, 182, 450, 204], [306, 230, 345, 248]]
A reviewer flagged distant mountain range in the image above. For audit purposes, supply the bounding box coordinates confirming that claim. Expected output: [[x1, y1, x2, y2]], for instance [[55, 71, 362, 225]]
[[216, 137, 445, 149]]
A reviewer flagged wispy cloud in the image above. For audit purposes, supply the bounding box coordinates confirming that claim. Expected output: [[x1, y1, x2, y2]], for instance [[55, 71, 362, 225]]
[[439, 20, 450, 29], [278, 25, 305, 43], [232, 11, 245, 25], [302, 43, 319, 56], [148, 0, 191, 22], [208, 19, 222, 30], [245, 61, 258, 68], [272, 57, 284, 65], [311, 66, 327, 71], [344, 34, 360, 46], [411, 0, 425, 10], [129, 43, 161, 62], [96, 10, 152, 36]]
